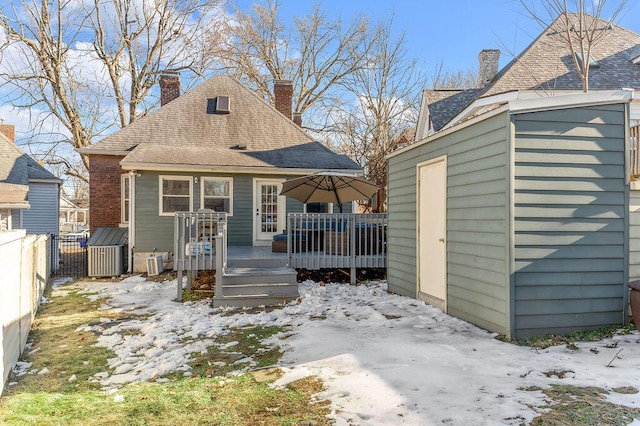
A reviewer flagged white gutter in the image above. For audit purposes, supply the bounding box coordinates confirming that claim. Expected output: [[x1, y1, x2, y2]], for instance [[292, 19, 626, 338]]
[[120, 163, 363, 176]]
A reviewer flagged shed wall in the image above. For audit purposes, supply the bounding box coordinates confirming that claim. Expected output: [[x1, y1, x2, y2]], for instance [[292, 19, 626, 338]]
[[513, 104, 628, 338], [388, 112, 511, 334], [629, 185, 640, 280], [22, 182, 59, 235]]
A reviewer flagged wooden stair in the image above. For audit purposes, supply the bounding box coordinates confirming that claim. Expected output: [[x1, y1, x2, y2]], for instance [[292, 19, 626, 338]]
[[212, 257, 299, 308]]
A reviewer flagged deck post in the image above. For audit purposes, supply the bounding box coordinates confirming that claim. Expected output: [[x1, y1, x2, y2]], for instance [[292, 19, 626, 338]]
[[215, 233, 224, 298], [176, 270, 183, 301], [350, 215, 356, 285]]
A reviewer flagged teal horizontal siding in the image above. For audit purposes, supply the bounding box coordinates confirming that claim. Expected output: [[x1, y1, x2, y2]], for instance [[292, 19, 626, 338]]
[[513, 104, 628, 338]]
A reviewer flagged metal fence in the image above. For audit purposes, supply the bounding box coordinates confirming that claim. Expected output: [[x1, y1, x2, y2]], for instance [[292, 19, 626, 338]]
[[173, 211, 227, 300], [286, 213, 387, 283], [49, 234, 88, 277]]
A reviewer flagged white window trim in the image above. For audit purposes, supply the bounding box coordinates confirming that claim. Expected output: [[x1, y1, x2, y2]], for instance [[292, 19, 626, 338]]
[[159, 175, 193, 216], [200, 176, 234, 216], [121, 174, 130, 225]]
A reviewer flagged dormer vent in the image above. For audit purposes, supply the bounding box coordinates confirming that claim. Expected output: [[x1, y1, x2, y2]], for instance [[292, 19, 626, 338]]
[[216, 96, 230, 113], [206, 96, 231, 114]]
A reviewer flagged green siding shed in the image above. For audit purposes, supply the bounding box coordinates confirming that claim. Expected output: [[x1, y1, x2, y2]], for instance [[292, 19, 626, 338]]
[[387, 92, 630, 338]]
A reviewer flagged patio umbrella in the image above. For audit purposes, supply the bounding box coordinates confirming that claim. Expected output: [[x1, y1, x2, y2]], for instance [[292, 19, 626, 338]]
[[280, 172, 379, 211]]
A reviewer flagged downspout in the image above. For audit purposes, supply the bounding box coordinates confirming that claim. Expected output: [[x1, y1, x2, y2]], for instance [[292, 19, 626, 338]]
[[128, 170, 136, 273]]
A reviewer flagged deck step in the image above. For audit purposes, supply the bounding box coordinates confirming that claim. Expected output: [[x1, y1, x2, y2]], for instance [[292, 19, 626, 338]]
[[222, 267, 297, 286], [212, 294, 298, 308], [222, 282, 299, 297], [227, 257, 289, 268]]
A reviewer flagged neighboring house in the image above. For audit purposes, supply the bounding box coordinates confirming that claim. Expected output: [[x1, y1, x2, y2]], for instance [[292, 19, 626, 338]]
[[416, 13, 640, 138], [388, 91, 631, 339], [0, 124, 61, 235], [60, 194, 89, 233], [79, 76, 361, 272]]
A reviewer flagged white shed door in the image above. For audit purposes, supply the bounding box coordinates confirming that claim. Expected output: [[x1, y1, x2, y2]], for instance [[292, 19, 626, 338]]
[[417, 157, 447, 310]]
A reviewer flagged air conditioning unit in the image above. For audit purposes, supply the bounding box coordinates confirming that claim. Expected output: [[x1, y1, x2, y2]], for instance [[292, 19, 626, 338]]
[[88, 245, 123, 277], [146, 255, 163, 276]]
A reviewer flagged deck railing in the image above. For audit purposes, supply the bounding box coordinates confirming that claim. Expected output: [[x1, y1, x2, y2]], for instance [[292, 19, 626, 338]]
[[632, 125, 640, 179], [173, 211, 227, 300], [287, 213, 387, 283]]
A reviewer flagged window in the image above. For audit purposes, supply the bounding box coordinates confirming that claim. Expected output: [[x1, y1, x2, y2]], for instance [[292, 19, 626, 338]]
[[121, 174, 130, 224], [159, 176, 192, 215], [201, 177, 233, 215]]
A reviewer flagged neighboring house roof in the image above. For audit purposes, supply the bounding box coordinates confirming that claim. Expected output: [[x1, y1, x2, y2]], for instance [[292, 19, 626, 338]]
[[423, 89, 482, 132], [422, 13, 640, 135], [0, 133, 60, 209], [83, 75, 360, 172]]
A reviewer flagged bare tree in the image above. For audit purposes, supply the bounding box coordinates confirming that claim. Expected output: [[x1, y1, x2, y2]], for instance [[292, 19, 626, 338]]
[[520, 0, 628, 92], [430, 60, 478, 89], [331, 21, 427, 212], [0, 0, 223, 181], [216, 0, 373, 131]]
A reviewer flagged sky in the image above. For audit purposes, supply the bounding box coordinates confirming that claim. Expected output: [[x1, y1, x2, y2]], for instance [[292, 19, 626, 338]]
[[231, 0, 640, 75], [13, 275, 640, 425]]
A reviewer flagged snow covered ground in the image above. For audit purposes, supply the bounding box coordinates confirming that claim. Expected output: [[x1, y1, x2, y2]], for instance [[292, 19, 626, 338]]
[[49, 276, 640, 425]]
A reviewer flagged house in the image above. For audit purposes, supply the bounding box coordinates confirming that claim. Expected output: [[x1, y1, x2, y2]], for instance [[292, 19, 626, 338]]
[[79, 76, 361, 272], [388, 91, 631, 339], [0, 124, 61, 235], [59, 194, 89, 233], [416, 13, 640, 138]]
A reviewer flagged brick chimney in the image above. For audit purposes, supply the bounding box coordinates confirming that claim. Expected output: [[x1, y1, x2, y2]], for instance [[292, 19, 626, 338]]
[[478, 49, 500, 87], [274, 80, 293, 120], [159, 72, 181, 106], [0, 123, 15, 143], [292, 112, 302, 127]]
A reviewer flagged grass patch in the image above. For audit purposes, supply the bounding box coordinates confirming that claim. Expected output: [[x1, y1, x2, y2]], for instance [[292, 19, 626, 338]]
[[1, 281, 327, 425], [497, 325, 636, 349], [0, 375, 330, 425], [526, 384, 640, 425], [2, 284, 131, 395], [178, 325, 285, 379]]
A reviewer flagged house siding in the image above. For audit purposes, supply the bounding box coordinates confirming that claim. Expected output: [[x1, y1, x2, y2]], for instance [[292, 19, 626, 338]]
[[513, 104, 628, 338], [89, 154, 124, 232], [387, 112, 511, 335], [22, 182, 59, 235], [134, 171, 309, 252]]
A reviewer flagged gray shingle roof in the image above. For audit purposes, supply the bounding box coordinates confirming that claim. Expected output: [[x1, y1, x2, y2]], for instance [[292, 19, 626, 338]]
[[424, 89, 482, 132], [90, 75, 361, 171], [428, 13, 640, 131], [0, 133, 59, 208]]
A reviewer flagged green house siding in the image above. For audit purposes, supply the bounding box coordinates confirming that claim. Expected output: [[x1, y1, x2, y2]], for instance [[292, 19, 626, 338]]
[[513, 104, 629, 338], [388, 112, 512, 334], [133, 171, 309, 252]]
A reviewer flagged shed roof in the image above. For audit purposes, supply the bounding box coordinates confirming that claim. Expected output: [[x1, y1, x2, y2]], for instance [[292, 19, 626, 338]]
[[87, 227, 128, 246]]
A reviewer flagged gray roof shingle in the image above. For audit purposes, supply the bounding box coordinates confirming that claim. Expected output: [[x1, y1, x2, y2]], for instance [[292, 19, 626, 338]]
[[0, 133, 59, 207], [90, 75, 361, 171]]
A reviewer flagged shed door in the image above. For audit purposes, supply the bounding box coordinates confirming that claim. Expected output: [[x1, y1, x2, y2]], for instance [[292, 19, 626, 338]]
[[417, 157, 447, 310]]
